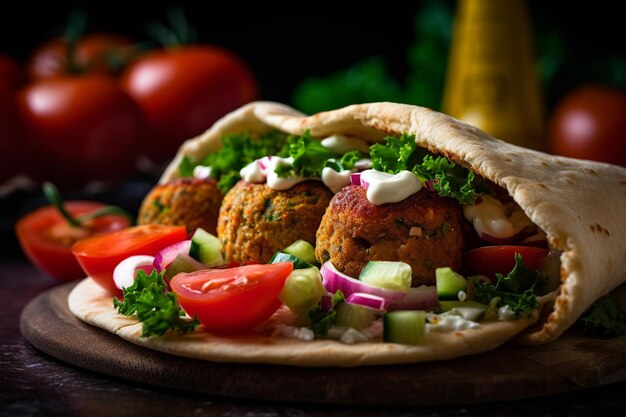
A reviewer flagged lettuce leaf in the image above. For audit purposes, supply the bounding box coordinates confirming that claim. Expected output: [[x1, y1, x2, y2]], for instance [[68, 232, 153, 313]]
[[581, 295, 626, 338]]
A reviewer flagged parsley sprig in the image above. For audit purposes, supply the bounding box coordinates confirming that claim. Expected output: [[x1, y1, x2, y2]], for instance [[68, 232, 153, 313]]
[[581, 295, 626, 338], [113, 269, 199, 337], [308, 290, 345, 337], [470, 253, 546, 317], [370, 133, 491, 204]]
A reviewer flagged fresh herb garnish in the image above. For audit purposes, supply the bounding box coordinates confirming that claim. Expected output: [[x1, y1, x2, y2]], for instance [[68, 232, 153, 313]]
[[471, 253, 545, 317], [308, 290, 345, 337], [177, 130, 291, 193], [113, 269, 199, 337], [274, 131, 365, 178], [370, 133, 490, 204], [580, 295, 626, 338]]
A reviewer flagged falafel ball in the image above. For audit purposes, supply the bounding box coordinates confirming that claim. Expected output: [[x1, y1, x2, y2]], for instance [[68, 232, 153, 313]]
[[315, 185, 464, 286], [217, 180, 333, 264], [138, 178, 223, 235]]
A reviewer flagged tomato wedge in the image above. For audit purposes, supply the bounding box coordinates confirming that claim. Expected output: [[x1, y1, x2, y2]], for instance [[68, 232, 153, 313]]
[[170, 262, 294, 333], [464, 245, 549, 279], [72, 224, 187, 294], [15, 201, 131, 281]]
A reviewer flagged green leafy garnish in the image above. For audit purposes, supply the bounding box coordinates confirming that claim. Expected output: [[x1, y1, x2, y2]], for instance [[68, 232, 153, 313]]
[[113, 269, 199, 337], [177, 131, 291, 194], [471, 253, 545, 317], [580, 295, 626, 338], [370, 133, 490, 204], [308, 290, 345, 337]]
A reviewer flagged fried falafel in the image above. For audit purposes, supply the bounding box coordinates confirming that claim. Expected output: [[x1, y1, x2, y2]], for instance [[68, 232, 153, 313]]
[[218, 180, 333, 264], [138, 178, 223, 235], [315, 185, 464, 285]]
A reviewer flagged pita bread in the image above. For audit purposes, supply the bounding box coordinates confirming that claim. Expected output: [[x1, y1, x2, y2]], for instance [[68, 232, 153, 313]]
[[69, 101, 626, 365]]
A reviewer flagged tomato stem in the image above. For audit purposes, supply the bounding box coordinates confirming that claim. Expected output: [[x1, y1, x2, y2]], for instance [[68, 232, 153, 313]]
[[64, 11, 87, 75], [42, 182, 82, 227], [42, 181, 137, 228]]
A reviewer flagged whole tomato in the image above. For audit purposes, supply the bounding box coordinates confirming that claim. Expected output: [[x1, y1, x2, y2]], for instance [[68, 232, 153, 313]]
[[16, 75, 144, 188], [120, 45, 257, 164], [0, 79, 24, 182], [26, 33, 133, 80], [0, 53, 24, 87], [549, 85, 626, 166]]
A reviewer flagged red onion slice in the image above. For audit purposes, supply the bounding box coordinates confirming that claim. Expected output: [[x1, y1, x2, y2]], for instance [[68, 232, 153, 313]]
[[346, 292, 387, 311], [153, 240, 192, 272], [350, 172, 361, 186], [320, 261, 406, 303], [114, 255, 155, 290], [388, 286, 438, 311]]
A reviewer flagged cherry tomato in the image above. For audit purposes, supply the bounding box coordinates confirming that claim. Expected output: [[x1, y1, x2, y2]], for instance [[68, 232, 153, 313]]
[[463, 245, 549, 279], [0, 80, 24, 182], [72, 224, 187, 294], [549, 85, 626, 166], [120, 45, 257, 163], [15, 202, 131, 281], [170, 262, 293, 333], [26, 33, 133, 80], [0, 53, 23, 87], [17, 75, 144, 188]]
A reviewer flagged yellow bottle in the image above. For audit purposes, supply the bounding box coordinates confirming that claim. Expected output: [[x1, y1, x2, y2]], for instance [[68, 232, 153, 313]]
[[442, 0, 544, 150]]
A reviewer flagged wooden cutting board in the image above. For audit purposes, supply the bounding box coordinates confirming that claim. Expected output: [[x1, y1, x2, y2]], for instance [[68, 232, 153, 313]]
[[20, 282, 626, 406]]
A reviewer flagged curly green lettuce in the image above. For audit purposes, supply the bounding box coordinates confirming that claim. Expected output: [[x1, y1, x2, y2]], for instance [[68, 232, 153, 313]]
[[581, 295, 626, 338]]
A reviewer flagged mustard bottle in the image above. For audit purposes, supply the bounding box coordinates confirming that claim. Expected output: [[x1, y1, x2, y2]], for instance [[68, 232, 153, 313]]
[[442, 0, 544, 150]]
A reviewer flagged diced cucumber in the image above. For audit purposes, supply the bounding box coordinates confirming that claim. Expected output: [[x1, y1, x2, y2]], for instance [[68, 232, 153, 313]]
[[164, 253, 206, 281], [438, 300, 487, 321], [383, 310, 426, 345], [436, 267, 468, 300], [279, 267, 325, 316], [336, 302, 376, 330], [282, 240, 318, 265], [359, 261, 412, 292], [189, 228, 223, 266], [269, 252, 314, 270]]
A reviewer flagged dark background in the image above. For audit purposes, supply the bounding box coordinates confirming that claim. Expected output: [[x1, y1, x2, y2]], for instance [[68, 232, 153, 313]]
[[2, 1, 624, 105]]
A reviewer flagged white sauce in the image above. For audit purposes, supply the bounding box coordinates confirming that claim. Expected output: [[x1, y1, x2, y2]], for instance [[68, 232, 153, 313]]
[[427, 315, 480, 332], [321, 134, 370, 154], [498, 305, 515, 321], [321, 167, 352, 193], [361, 170, 423, 205], [463, 194, 533, 239], [193, 165, 212, 180], [265, 157, 308, 190], [239, 160, 265, 183]]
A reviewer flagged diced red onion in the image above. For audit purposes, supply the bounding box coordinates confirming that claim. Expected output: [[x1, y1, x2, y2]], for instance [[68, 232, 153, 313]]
[[350, 172, 361, 186], [114, 255, 155, 290], [425, 179, 438, 192], [346, 292, 387, 311], [153, 240, 191, 272], [319, 293, 334, 312], [320, 261, 406, 303], [388, 286, 438, 311]]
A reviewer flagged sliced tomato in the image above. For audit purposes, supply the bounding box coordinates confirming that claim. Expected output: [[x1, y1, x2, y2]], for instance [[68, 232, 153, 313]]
[[170, 262, 294, 334], [463, 245, 549, 279], [15, 202, 131, 281], [72, 224, 187, 294]]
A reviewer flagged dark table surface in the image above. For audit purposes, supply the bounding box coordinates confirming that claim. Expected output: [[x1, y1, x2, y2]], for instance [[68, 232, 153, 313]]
[[3, 259, 626, 417]]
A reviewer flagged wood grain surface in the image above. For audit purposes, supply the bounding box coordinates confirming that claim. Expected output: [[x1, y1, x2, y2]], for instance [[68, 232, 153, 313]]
[[20, 282, 626, 406]]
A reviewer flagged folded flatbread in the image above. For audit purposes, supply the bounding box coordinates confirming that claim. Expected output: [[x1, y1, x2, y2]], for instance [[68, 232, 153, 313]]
[[69, 101, 626, 366]]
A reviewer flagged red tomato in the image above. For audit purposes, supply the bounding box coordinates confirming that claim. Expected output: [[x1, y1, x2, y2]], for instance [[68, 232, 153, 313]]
[[72, 224, 187, 294], [26, 33, 133, 80], [15, 202, 131, 281], [0, 53, 23, 87], [120, 45, 257, 163], [170, 262, 293, 333], [17, 75, 144, 188], [549, 85, 626, 166], [0, 80, 24, 182], [463, 245, 549, 279]]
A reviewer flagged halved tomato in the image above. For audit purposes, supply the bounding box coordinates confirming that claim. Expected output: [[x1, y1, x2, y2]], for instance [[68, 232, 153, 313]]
[[170, 262, 294, 333], [72, 224, 187, 294], [15, 201, 131, 281], [464, 245, 549, 279]]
